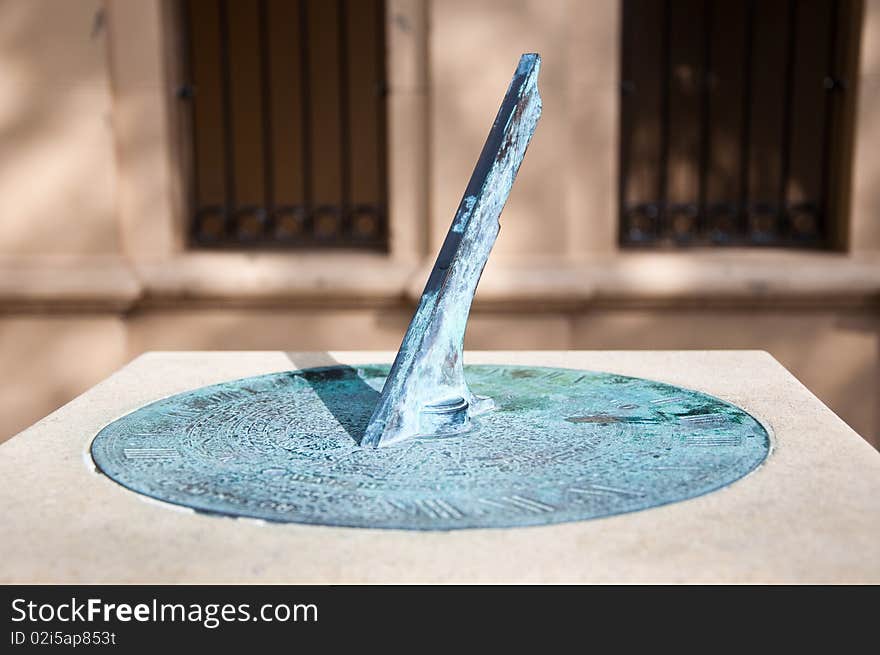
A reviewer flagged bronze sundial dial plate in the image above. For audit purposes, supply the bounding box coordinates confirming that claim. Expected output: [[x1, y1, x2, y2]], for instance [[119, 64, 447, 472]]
[[90, 364, 770, 530]]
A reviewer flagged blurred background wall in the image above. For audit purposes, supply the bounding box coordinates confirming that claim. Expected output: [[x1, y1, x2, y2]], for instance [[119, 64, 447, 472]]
[[1, 0, 879, 448]]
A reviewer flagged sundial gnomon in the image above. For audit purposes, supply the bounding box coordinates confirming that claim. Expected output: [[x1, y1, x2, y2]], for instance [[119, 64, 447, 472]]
[[91, 55, 770, 530]]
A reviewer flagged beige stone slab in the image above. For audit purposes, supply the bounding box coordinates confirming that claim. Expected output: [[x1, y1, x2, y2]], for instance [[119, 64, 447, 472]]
[[1, 350, 879, 584]]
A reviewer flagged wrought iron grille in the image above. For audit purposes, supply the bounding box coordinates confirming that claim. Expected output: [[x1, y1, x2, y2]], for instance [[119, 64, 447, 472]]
[[180, 0, 388, 250], [619, 0, 858, 248]]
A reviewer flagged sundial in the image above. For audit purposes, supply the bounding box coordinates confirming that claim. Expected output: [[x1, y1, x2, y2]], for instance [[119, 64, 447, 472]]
[[91, 54, 770, 530]]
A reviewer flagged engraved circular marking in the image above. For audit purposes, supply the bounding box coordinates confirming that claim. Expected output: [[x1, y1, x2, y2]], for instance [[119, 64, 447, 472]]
[[90, 365, 770, 530]]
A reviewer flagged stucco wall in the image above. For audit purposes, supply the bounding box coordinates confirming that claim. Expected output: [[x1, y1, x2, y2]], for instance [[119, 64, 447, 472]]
[[0, 0, 118, 257]]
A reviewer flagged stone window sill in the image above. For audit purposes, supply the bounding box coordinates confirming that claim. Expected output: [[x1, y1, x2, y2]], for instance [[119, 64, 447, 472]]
[[1, 250, 879, 312]]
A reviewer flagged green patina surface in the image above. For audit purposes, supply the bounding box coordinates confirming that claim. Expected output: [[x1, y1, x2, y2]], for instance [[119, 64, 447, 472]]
[[90, 364, 770, 530]]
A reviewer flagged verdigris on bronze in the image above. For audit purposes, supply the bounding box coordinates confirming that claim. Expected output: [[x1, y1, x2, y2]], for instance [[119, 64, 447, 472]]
[[90, 54, 770, 530]]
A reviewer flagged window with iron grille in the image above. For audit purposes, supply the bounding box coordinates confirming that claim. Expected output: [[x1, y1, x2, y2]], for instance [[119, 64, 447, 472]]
[[619, 0, 860, 249], [179, 0, 388, 250]]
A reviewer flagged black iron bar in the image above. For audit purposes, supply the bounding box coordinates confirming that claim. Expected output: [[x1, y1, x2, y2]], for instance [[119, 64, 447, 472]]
[[618, 0, 633, 245], [819, 0, 841, 247], [181, 0, 201, 243], [658, 0, 672, 243], [698, 0, 713, 240], [338, 0, 351, 237], [298, 0, 313, 238], [375, 0, 389, 245], [738, 0, 755, 243], [217, 0, 236, 237], [778, 0, 798, 242], [258, 0, 275, 238]]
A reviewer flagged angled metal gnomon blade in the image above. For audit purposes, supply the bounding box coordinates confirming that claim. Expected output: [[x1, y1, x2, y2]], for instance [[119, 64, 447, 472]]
[[362, 53, 542, 448]]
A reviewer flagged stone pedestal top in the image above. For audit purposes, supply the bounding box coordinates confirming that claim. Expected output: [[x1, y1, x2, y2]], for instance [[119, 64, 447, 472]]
[[2, 350, 879, 583]]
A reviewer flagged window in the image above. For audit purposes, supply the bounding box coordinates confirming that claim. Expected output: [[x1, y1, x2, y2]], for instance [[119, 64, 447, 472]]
[[179, 0, 388, 250], [619, 0, 859, 248]]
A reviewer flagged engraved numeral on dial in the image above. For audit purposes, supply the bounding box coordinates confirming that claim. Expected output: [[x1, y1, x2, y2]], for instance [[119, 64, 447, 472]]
[[479, 495, 555, 514], [685, 435, 742, 447], [123, 447, 180, 461], [650, 396, 683, 406], [568, 484, 644, 499], [387, 498, 466, 520], [679, 413, 725, 426]]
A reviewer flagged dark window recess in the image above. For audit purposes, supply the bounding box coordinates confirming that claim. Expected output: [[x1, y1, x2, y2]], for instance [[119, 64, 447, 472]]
[[619, 0, 858, 248], [180, 0, 388, 249]]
